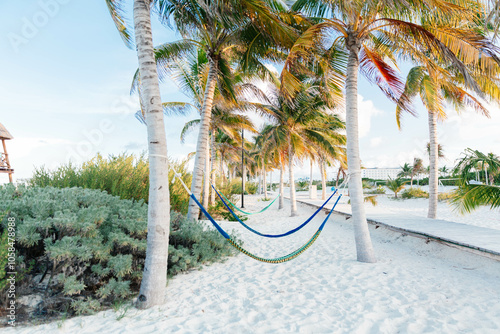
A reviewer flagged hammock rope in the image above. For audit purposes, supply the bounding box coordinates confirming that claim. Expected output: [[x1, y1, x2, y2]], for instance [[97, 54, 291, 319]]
[[213, 184, 339, 238], [216, 189, 279, 215], [172, 168, 342, 263], [190, 193, 342, 264]]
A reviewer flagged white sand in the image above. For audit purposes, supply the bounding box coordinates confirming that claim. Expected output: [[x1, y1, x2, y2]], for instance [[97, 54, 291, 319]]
[[6, 196, 500, 334]]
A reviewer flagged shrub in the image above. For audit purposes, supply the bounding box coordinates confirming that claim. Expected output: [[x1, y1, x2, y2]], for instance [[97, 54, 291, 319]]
[[365, 185, 386, 194], [438, 191, 454, 202], [208, 200, 248, 222], [296, 180, 309, 191], [29, 153, 192, 214], [401, 187, 429, 199], [0, 185, 236, 323], [218, 178, 257, 196], [362, 180, 374, 189]]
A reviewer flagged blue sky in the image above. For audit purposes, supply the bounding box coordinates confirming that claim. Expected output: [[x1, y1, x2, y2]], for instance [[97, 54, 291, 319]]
[[1, 1, 499, 184]]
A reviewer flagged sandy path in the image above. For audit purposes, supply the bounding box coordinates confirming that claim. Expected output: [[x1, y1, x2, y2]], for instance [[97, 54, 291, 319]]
[[6, 195, 500, 334]]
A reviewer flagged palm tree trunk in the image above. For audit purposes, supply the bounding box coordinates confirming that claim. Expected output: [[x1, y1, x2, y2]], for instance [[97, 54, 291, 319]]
[[187, 60, 218, 220], [309, 159, 313, 199], [258, 170, 262, 194], [263, 163, 268, 199], [220, 155, 225, 187], [210, 131, 216, 206], [202, 135, 210, 211], [133, 0, 170, 309], [484, 166, 489, 185], [279, 162, 285, 209], [288, 143, 298, 216], [428, 111, 439, 219], [345, 43, 376, 263], [321, 160, 327, 200], [270, 171, 273, 191]]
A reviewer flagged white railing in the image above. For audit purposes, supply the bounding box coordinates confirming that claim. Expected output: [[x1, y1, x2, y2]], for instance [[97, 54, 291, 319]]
[[0, 153, 10, 169]]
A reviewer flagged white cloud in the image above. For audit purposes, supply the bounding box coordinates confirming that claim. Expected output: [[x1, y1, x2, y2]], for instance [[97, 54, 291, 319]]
[[358, 94, 383, 138], [370, 137, 383, 148]]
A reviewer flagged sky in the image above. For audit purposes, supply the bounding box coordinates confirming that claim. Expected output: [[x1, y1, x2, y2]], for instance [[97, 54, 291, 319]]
[[1, 0, 499, 184]]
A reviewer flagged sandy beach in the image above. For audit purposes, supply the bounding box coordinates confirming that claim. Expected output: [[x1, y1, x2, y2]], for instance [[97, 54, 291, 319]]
[[7, 195, 500, 334]]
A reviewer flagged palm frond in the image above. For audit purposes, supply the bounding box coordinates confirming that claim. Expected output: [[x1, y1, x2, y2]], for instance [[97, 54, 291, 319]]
[[105, 0, 133, 49], [451, 184, 500, 214]]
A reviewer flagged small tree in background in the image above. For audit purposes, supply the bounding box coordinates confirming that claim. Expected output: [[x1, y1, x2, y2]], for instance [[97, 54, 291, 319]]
[[386, 177, 407, 199]]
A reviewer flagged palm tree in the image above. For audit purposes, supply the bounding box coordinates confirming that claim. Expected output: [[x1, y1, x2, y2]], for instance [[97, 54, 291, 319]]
[[386, 177, 407, 199], [155, 48, 261, 208], [106, 0, 170, 309], [427, 143, 445, 160], [214, 132, 241, 185], [397, 60, 498, 218], [335, 156, 348, 188], [259, 80, 345, 216], [410, 158, 424, 187], [454, 149, 500, 185], [289, 0, 497, 262], [439, 166, 449, 178], [257, 129, 288, 209], [451, 149, 500, 213], [155, 0, 298, 220], [398, 163, 412, 179]]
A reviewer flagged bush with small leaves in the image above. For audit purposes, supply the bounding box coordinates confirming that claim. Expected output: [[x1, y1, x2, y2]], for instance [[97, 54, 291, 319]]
[[401, 188, 429, 199], [0, 185, 236, 324]]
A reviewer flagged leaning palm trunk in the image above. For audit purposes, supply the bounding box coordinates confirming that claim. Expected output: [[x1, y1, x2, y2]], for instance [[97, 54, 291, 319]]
[[288, 144, 298, 216], [321, 160, 327, 200], [309, 160, 314, 199], [263, 164, 268, 199], [279, 162, 285, 209], [270, 171, 272, 191], [187, 61, 218, 220], [133, 0, 170, 309], [219, 155, 225, 187], [428, 111, 439, 218], [258, 169, 264, 195], [210, 131, 216, 206], [345, 44, 376, 263], [202, 135, 210, 211]]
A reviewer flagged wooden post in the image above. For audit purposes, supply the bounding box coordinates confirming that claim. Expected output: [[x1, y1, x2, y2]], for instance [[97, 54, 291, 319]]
[[1, 139, 13, 183]]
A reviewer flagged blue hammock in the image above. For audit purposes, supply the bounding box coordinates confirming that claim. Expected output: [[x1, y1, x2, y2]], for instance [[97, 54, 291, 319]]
[[212, 185, 339, 238], [190, 193, 342, 263]]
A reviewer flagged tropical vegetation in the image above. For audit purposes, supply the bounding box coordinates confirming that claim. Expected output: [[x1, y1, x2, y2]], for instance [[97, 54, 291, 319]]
[[0, 185, 236, 322], [97, 0, 500, 309]]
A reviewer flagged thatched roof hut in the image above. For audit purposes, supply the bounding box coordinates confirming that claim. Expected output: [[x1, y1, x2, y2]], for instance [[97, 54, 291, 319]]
[[0, 122, 13, 140]]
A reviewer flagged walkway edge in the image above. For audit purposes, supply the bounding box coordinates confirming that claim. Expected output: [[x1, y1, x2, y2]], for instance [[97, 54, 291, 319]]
[[293, 197, 500, 262]]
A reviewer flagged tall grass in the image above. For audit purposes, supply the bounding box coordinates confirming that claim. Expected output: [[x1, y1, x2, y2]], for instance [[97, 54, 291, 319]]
[[30, 153, 192, 214], [216, 178, 258, 197]]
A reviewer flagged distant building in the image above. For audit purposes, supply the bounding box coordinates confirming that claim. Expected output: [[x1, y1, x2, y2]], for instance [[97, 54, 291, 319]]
[[361, 167, 401, 180]]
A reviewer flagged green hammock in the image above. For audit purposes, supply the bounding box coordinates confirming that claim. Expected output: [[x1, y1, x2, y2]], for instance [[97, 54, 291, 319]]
[[227, 230, 322, 264], [172, 168, 341, 264], [191, 193, 341, 264], [216, 186, 280, 215]]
